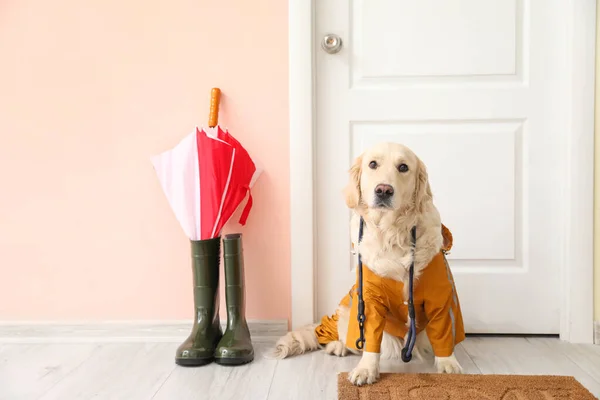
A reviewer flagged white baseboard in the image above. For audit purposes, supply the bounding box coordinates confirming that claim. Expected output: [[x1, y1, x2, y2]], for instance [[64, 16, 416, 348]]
[[0, 319, 288, 344], [595, 321, 600, 345]]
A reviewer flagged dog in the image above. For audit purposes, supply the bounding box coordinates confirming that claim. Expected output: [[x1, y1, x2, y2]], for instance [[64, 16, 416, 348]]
[[271, 142, 465, 386]]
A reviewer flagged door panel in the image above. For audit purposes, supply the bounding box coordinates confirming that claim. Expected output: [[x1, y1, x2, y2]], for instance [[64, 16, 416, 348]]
[[354, 0, 520, 82], [316, 0, 566, 333]]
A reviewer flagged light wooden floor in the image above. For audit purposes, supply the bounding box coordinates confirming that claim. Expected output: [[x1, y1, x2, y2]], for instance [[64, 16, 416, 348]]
[[1, 337, 600, 400]]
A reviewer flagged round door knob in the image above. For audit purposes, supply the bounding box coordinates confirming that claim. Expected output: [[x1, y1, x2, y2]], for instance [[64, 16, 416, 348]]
[[321, 34, 343, 54]]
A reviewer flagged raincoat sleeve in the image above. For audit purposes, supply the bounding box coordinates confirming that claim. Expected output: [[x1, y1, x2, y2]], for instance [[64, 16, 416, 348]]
[[345, 268, 388, 354], [423, 252, 466, 357]]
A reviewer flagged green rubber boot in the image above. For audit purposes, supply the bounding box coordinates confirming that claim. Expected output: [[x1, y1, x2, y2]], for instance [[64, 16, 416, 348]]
[[214, 233, 254, 365], [175, 237, 223, 366]]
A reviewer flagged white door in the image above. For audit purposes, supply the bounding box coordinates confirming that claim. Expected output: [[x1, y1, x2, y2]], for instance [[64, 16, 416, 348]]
[[316, 0, 570, 334]]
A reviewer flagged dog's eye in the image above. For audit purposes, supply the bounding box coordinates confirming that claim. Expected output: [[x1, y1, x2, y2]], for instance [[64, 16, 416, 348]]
[[398, 163, 409, 173], [369, 161, 378, 169]]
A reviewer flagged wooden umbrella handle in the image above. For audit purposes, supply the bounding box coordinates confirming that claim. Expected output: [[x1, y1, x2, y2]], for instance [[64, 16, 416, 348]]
[[208, 88, 221, 128]]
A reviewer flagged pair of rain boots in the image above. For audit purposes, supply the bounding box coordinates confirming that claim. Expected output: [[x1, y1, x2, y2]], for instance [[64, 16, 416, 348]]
[[175, 233, 254, 366]]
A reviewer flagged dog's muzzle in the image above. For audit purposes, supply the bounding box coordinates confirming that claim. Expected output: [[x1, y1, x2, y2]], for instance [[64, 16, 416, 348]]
[[373, 184, 394, 208]]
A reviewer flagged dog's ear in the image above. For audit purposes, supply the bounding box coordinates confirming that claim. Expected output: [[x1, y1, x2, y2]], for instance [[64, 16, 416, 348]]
[[414, 157, 433, 213], [343, 155, 363, 209]]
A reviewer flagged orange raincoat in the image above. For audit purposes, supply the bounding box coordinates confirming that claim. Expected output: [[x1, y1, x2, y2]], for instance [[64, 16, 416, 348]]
[[315, 225, 465, 358]]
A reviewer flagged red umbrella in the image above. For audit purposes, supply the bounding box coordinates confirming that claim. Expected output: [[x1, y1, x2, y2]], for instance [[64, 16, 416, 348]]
[[152, 88, 261, 240]]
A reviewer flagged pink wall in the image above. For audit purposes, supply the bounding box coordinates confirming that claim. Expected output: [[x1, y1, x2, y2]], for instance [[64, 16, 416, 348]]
[[0, 0, 290, 322]]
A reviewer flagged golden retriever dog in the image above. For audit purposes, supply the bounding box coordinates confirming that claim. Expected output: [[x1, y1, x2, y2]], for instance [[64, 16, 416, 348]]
[[271, 142, 465, 386]]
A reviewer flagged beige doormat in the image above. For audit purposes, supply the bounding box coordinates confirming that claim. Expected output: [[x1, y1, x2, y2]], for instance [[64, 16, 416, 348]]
[[337, 372, 597, 399]]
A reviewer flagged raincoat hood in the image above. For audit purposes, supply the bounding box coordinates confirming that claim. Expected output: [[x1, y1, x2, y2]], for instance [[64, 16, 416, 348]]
[[441, 224, 453, 253]]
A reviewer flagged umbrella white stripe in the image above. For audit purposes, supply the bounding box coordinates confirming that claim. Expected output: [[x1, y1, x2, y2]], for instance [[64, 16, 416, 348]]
[[193, 132, 201, 240], [151, 131, 201, 240], [249, 165, 261, 189], [210, 147, 236, 238]]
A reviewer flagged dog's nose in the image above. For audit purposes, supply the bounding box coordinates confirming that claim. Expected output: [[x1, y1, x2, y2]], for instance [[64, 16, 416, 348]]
[[375, 184, 394, 199]]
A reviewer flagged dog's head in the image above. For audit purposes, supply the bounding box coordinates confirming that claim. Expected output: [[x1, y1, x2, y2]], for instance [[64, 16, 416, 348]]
[[343, 142, 432, 213]]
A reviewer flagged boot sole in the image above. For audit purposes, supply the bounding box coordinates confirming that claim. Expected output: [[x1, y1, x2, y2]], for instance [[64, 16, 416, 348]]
[[175, 357, 214, 367], [214, 355, 254, 366]]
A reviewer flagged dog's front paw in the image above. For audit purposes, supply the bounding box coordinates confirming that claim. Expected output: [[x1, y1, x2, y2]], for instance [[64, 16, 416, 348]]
[[348, 352, 380, 386], [348, 365, 379, 385], [434, 353, 463, 374]]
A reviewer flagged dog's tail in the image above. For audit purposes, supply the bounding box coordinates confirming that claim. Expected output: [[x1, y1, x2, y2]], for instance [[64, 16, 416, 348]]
[[267, 324, 321, 359]]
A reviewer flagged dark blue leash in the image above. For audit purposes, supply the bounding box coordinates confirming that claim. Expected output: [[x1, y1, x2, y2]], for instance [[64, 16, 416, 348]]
[[355, 218, 366, 350], [401, 225, 417, 362], [355, 217, 417, 363]]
